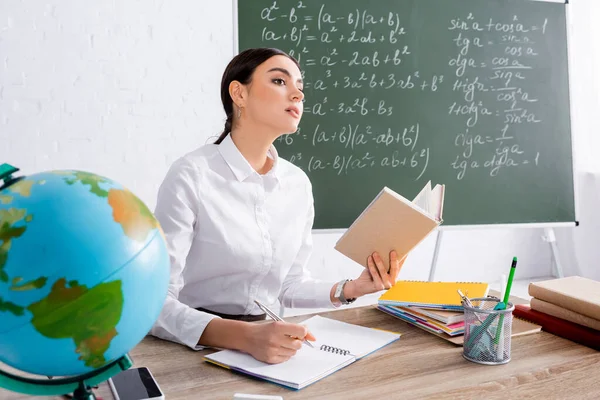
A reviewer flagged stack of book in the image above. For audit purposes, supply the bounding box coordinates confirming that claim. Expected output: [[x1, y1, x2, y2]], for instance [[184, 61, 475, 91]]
[[377, 281, 490, 341], [513, 276, 600, 350], [377, 280, 543, 344], [379, 305, 466, 337]]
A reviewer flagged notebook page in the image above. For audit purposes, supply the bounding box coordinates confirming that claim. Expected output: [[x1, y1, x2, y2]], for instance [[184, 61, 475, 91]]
[[205, 346, 354, 389], [302, 315, 400, 359]]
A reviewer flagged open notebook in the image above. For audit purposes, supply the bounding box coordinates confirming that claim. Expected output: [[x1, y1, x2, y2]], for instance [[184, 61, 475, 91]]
[[204, 315, 400, 390]]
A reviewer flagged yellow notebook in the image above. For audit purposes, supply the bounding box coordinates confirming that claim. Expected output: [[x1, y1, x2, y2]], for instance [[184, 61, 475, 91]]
[[378, 280, 489, 310]]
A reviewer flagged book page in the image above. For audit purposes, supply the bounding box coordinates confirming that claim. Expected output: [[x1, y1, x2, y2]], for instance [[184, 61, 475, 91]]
[[302, 315, 400, 359], [412, 181, 431, 213], [430, 184, 445, 222]]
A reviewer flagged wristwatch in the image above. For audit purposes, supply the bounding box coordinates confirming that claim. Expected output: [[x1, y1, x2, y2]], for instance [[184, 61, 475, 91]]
[[334, 279, 356, 305]]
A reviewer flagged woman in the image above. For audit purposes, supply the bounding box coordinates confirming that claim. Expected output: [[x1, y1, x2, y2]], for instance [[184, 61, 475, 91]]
[[150, 48, 404, 364]]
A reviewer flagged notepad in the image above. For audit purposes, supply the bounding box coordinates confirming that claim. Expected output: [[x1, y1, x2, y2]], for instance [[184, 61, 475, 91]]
[[335, 181, 444, 269], [203, 316, 400, 390], [378, 281, 490, 310]]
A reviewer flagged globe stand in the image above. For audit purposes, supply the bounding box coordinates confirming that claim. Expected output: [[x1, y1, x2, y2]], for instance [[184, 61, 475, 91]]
[[72, 382, 97, 400], [0, 354, 133, 399]]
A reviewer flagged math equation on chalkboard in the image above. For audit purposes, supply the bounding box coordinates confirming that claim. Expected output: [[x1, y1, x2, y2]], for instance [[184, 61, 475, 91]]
[[238, 0, 574, 227]]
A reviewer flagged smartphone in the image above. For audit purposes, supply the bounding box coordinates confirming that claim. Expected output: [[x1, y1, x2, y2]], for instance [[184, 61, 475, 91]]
[[108, 367, 164, 400]]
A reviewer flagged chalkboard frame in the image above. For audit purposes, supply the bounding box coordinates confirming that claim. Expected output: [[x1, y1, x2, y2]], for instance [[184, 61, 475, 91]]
[[231, 0, 579, 232]]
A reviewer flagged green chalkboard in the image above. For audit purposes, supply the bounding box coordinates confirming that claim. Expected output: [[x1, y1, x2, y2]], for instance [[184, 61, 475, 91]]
[[237, 0, 574, 229]]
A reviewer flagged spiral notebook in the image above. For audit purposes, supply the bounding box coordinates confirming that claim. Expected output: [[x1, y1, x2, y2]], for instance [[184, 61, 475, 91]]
[[203, 315, 400, 390]]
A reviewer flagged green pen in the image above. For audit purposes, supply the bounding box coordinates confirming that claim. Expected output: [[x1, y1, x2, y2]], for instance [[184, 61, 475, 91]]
[[494, 257, 518, 345]]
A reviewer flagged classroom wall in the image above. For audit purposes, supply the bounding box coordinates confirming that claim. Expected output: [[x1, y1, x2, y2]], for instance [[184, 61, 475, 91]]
[[1, 1, 595, 308]]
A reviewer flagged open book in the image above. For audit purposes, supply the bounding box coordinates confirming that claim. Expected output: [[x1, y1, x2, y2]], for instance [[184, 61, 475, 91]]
[[335, 181, 445, 268], [203, 315, 400, 390]]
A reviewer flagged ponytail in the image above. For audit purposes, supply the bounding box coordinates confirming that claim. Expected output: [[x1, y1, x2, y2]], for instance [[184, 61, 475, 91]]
[[214, 115, 233, 144]]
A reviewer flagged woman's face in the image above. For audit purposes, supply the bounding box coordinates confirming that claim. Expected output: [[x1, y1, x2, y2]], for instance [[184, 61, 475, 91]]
[[243, 55, 304, 135]]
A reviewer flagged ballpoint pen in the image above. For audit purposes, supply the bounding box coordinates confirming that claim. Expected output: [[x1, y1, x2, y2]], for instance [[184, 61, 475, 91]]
[[254, 300, 315, 348]]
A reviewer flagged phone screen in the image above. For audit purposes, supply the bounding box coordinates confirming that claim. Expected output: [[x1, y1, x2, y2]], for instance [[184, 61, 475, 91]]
[[109, 367, 163, 400]]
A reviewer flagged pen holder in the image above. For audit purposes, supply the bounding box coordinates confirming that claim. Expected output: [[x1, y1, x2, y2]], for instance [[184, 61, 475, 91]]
[[462, 297, 514, 365]]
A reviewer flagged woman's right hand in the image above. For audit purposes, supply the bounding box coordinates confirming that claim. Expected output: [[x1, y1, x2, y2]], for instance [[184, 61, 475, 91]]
[[242, 321, 316, 364]]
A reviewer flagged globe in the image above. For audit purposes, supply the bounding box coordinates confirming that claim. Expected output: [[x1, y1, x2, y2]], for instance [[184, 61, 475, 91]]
[[0, 164, 170, 382]]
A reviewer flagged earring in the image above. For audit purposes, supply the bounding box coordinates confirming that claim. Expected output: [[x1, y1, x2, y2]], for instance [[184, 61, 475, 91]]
[[237, 108, 241, 118]]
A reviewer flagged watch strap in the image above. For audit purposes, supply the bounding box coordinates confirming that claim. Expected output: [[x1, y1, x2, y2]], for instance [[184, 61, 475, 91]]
[[336, 279, 356, 305]]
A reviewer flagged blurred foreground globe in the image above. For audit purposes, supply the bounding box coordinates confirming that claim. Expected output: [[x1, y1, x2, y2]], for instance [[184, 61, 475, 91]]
[[0, 166, 169, 377]]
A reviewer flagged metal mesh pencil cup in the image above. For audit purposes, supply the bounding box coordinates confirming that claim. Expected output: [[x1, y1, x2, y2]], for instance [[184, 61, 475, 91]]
[[463, 298, 514, 365]]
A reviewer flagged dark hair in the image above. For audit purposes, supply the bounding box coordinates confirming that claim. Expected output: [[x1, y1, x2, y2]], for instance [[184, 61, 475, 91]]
[[214, 48, 301, 144]]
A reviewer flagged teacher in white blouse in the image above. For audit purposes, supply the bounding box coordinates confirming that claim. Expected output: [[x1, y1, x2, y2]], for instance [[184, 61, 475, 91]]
[[150, 48, 405, 364]]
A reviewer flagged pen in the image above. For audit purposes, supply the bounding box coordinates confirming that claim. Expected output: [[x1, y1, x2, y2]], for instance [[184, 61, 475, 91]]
[[496, 273, 507, 360], [253, 300, 314, 348], [503, 257, 517, 306], [494, 257, 518, 345]]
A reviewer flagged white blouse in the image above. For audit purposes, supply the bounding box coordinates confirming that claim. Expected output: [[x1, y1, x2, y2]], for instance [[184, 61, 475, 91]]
[[150, 133, 337, 349]]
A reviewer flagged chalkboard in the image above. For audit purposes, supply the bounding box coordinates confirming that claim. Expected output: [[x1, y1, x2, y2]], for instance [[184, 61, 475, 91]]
[[237, 0, 575, 229]]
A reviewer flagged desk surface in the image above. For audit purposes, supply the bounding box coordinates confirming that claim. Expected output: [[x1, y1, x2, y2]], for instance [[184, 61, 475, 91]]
[[1, 305, 600, 400]]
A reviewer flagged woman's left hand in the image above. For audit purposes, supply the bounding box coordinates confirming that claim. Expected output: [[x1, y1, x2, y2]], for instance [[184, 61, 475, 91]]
[[347, 251, 406, 298]]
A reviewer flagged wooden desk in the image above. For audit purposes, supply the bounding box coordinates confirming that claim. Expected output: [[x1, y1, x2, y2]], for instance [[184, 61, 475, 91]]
[[1, 305, 600, 400]]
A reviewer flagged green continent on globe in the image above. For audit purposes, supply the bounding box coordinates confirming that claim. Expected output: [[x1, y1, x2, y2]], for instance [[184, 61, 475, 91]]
[[0, 208, 33, 284], [2, 178, 45, 201], [108, 189, 160, 242], [27, 278, 124, 369], [62, 171, 110, 198], [0, 297, 24, 316], [7, 179, 35, 198], [10, 276, 48, 291]]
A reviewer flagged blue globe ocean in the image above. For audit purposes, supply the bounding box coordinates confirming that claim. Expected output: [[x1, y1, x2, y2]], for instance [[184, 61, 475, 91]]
[[0, 169, 170, 376]]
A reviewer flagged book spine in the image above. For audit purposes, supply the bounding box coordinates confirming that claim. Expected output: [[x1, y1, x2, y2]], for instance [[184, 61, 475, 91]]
[[531, 298, 600, 331], [528, 283, 600, 320], [513, 305, 600, 351]]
